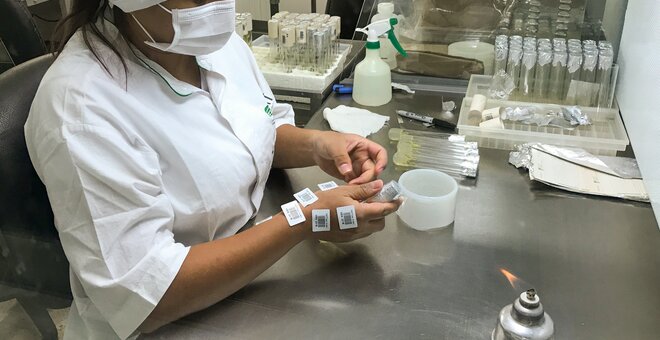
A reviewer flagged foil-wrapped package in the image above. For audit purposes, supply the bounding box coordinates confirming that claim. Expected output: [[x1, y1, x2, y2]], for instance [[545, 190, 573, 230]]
[[500, 106, 591, 130]]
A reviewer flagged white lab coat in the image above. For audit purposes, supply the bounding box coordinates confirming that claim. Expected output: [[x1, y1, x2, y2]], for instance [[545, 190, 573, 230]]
[[24, 21, 294, 339]]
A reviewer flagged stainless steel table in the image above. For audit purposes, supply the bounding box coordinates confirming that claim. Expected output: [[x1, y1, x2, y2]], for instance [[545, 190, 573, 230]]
[[147, 93, 659, 339]]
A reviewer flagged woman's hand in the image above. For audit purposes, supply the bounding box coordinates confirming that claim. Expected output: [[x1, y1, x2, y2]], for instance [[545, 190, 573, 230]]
[[300, 180, 401, 243], [312, 131, 388, 184]]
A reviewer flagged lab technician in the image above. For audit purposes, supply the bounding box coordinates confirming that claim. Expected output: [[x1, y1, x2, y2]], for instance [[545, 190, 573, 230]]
[[24, 0, 401, 338]]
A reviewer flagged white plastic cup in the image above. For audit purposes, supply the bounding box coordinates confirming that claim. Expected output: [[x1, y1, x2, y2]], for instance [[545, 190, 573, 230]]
[[397, 169, 458, 231]]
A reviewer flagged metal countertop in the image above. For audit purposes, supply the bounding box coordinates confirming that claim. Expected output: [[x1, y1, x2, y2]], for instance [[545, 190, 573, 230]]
[[147, 92, 659, 339]]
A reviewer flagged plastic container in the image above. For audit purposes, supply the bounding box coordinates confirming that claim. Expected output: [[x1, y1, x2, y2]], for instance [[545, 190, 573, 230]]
[[466, 73, 619, 109], [448, 41, 495, 75], [251, 35, 352, 92], [457, 97, 629, 156], [397, 169, 458, 231]]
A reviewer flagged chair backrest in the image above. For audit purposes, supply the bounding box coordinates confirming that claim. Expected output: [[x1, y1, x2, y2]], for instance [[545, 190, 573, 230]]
[[0, 54, 71, 297], [0, 54, 54, 237], [0, 0, 47, 66]]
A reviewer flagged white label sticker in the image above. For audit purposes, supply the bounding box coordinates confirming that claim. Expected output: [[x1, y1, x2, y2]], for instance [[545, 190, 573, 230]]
[[294, 188, 318, 207], [448, 135, 466, 142], [255, 216, 273, 225], [317, 181, 339, 191], [336, 205, 358, 230], [281, 201, 306, 226], [312, 209, 331, 232]]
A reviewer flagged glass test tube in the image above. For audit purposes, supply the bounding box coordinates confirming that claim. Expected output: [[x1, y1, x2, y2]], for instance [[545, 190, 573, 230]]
[[322, 25, 332, 71], [597, 48, 614, 108], [578, 48, 598, 106], [268, 19, 279, 63], [245, 13, 253, 46], [295, 23, 308, 68], [507, 45, 523, 96], [533, 47, 553, 102], [519, 46, 537, 100], [564, 46, 583, 104], [280, 26, 295, 72], [548, 47, 567, 102], [494, 35, 509, 74], [330, 16, 341, 56], [313, 31, 325, 75]]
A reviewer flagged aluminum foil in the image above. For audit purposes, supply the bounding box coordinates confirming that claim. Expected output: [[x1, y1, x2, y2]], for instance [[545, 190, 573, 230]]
[[582, 51, 598, 72], [552, 50, 567, 68], [508, 46, 523, 66], [510, 143, 642, 179], [489, 70, 516, 100], [500, 106, 590, 129], [537, 48, 552, 66], [567, 51, 583, 74], [598, 50, 613, 71], [522, 49, 537, 69], [561, 106, 591, 126]]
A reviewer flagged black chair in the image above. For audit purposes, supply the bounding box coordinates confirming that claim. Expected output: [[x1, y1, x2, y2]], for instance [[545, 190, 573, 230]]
[[0, 0, 47, 72], [0, 54, 71, 339]]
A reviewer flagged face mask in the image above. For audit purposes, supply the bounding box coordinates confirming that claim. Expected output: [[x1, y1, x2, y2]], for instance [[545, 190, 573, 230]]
[[131, 0, 235, 56]]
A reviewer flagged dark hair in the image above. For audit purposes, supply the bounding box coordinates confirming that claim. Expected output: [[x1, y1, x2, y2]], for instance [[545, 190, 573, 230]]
[[52, 0, 126, 77]]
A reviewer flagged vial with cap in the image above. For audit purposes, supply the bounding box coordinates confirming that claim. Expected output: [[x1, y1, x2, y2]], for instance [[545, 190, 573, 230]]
[[370, 181, 402, 203]]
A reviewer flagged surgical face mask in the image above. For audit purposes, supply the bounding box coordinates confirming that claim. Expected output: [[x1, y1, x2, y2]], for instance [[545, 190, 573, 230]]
[[131, 0, 235, 56]]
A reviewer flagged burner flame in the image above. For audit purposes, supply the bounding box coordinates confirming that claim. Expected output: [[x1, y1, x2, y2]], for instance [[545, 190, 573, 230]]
[[500, 268, 520, 289]]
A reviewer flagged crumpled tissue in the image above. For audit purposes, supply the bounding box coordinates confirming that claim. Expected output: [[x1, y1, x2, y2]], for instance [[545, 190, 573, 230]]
[[323, 105, 390, 137]]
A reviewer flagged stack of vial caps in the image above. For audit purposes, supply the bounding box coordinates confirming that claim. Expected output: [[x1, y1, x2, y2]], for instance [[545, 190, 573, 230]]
[[267, 11, 341, 74], [235, 13, 253, 46], [494, 35, 614, 108]]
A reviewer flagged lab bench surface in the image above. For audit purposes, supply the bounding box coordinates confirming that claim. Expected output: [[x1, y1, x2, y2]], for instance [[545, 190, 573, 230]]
[[146, 92, 660, 339]]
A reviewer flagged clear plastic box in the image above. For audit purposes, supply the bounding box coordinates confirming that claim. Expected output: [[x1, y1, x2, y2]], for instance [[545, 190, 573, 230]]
[[465, 73, 619, 109], [457, 96, 629, 156]]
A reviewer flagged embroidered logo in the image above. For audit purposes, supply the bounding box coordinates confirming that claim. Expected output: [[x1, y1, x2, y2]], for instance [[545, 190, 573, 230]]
[[263, 94, 274, 117]]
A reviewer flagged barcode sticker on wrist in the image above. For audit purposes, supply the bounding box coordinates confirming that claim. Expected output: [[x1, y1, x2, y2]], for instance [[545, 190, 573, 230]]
[[312, 209, 331, 232], [281, 201, 306, 226], [294, 188, 318, 207], [336, 205, 358, 230], [317, 181, 339, 191]]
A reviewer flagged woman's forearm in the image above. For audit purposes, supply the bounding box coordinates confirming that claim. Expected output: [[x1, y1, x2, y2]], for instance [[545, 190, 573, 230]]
[[272, 124, 320, 168], [140, 213, 307, 333]]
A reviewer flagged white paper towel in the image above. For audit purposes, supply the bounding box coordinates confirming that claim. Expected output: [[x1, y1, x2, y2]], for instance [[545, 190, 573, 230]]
[[323, 105, 390, 137]]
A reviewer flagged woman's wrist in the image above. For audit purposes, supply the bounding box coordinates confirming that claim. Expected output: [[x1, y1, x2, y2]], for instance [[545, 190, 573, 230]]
[[272, 211, 311, 243]]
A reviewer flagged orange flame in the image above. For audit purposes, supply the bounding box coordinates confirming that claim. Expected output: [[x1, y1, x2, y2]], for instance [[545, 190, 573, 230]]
[[500, 268, 520, 289]]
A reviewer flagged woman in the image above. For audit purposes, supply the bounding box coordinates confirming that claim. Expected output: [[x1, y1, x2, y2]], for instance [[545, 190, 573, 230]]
[[24, 0, 401, 339]]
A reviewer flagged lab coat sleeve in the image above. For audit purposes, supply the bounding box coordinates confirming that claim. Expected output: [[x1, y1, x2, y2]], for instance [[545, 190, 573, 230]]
[[271, 101, 296, 128], [30, 124, 189, 340]]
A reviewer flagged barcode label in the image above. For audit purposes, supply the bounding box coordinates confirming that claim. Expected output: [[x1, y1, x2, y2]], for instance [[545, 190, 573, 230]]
[[371, 180, 402, 202], [255, 216, 273, 225], [294, 188, 318, 207], [281, 201, 306, 226], [336, 205, 358, 230], [312, 209, 331, 232], [317, 181, 339, 191]]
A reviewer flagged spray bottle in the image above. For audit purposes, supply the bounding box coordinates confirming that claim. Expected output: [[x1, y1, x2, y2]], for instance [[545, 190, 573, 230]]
[[352, 18, 407, 107], [371, 2, 398, 69]]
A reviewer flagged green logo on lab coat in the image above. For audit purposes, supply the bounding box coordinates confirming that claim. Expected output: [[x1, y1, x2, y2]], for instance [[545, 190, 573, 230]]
[[264, 104, 273, 117]]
